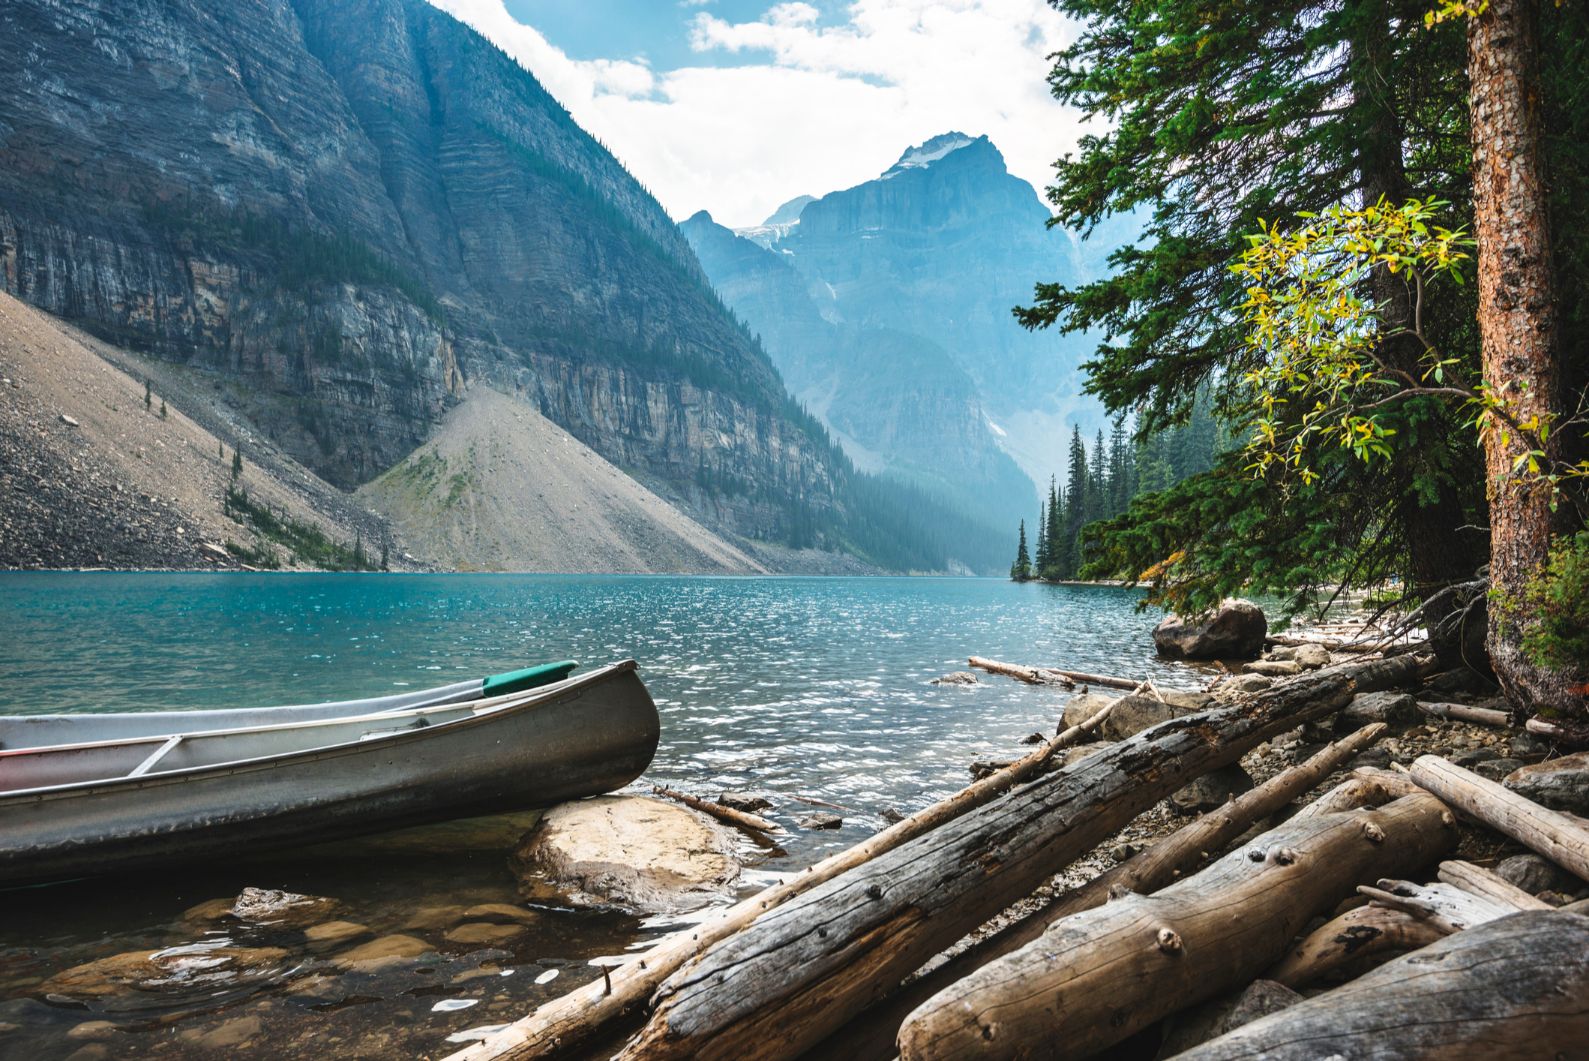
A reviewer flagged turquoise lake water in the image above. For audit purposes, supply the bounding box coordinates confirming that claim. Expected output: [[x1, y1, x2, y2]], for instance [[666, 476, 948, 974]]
[[0, 574, 1206, 1058]]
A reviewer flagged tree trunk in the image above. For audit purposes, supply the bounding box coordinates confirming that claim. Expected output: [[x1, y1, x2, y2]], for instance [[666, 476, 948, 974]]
[[1175, 912, 1589, 1059], [895, 793, 1454, 1061], [1468, 0, 1571, 713], [617, 656, 1429, 1061]]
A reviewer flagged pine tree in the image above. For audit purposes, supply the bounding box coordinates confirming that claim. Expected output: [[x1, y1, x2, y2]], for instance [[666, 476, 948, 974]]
[[1108, 417, 1133, 516], [159, 399, 167, 419], [1059, 428, 1089, 579], [144, 380, 151, 410], [231, 449, 243, 480], [1010, 520, 1032, 581], [1044, 477, 1063, 579], [1033, 500, 1049, 575]]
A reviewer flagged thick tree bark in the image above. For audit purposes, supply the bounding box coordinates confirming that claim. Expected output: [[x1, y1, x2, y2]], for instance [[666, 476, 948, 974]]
[[799, 724, 1389, 1061], [896, 794, 1456, 1060], [617, 656, 1429, 1061], [1468, 0, 1572, 713], [1174, 912, 1589, 1059]]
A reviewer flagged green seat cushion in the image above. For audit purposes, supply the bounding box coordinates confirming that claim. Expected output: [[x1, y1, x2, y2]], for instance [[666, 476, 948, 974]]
[[481, 661, 578, 698]]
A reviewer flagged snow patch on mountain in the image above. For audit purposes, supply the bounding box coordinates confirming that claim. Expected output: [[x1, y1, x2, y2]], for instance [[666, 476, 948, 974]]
[[882, 132, 977, 178]]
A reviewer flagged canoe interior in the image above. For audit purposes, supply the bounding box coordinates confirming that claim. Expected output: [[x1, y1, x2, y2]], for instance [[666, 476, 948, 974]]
[[0, 661, 576, 751]]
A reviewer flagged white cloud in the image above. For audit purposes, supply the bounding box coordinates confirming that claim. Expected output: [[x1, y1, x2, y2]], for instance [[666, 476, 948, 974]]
[[425, 0, 1084, 228]]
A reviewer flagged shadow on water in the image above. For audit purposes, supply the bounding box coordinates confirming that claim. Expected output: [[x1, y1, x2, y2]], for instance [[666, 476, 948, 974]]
[[0, 574, 1208, 1057]]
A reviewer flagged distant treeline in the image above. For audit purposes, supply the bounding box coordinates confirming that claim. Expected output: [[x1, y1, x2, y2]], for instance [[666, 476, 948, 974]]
[[1012, 395, 1222, 581]]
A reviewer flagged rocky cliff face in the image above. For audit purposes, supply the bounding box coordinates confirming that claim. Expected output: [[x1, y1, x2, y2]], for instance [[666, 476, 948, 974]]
[[0, 0, 838, 542], [682, 210, 1035, 530], [729, 133, 1125, 489]]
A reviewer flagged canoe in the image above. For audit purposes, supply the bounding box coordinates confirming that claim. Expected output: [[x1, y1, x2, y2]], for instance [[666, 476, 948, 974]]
[[0, 659, 579, 751], [0, 660, 659, 886]]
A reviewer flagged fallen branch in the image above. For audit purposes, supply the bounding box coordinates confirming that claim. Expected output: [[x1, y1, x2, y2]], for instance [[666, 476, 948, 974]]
[[651, 786, 782, 836], [1356, 877, 1532, 934], [448, 679, 1117, 1061], [1177, 912, 1589, 1059], [1409, 755, 1589, 883], [896, 793, 1456, 1060], [1267, 903, 1446, 988], [1436, 859, 1551, 912], [618, 655, 1430, 1061], [1293, 767, 1421, 819], [967, 656, 1144, 691], [1416, 701, 1510, 728]]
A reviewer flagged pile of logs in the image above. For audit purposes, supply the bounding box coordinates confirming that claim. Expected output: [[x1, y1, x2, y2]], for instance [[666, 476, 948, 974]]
[[449, 650, 1589, 1061]]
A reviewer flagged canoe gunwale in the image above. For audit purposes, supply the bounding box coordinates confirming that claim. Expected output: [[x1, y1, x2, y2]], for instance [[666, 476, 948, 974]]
[[0, 661, 639, 805]]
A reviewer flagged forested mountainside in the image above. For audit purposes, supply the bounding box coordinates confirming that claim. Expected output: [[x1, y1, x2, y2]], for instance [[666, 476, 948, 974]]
[[683, 133, 1137, 528], [0, 0, 997, 571]]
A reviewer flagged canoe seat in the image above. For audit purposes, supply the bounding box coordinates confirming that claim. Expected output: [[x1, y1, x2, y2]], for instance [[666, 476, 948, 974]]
[[128, 735, 183, 778]]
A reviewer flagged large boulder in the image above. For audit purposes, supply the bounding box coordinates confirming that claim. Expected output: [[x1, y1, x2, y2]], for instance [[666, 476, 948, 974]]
[[1341, 691, 1421, 729], [1061, 692, 1119, 734], [512, 796, 740, 915], [1153, 599, 1268, 660]]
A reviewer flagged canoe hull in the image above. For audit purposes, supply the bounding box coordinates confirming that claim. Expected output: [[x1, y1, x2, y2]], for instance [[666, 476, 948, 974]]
[[0, 664, 659, 886]]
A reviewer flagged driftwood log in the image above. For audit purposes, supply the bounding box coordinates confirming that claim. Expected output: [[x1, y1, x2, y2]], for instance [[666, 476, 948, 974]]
[[447, 681, 1117, 1061], [615, 654, 1430, 1061], [895, 792, 1456, 1060], [802, 723, 1391, 1060], [650, 785, 782, 835], [1293, 766, 1421, 818], [967, 656, 1145, 691], [1267, 903, 1446, 988], [1175, 912, 1589, 1059], [1410, 754, 1589, 882], [1415, 701, 1510, 728], [1269, 858, 1549, 987]]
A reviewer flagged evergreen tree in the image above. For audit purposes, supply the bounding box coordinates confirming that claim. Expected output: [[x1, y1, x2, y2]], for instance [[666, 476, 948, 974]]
[[1108, 417, 1133, 516], [1043, 477, 1064, 579], [231, 449, 243, 480], [1059, 427, 1089, 579], [1087, 429, 1109, 524], [1010, 520, 1032, 581], [144, 380, 151, 410], [1033, 500, 1049, 575], [159, 399, 167, 420]]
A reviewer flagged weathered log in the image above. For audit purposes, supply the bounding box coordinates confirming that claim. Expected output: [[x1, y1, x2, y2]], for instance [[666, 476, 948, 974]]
[[1266, 903, 1446, 988], [895, 793, 1455, 1060], [1293, 766, 1421, 819], [617, 655, 1430, 1061], [1409, 754, 1589, 882], [1174, 912, 1589, 1059], [801, 723, 1390, 1060], [966, 656, 1075, 686], [651, 785, 782, 836], [447, 679, 1118, 1061], [1357, 877, 1532, 934], [1436, 859, 1552, 912], [967, 656, 1145, 691], [1416, 700, 1511, 727]]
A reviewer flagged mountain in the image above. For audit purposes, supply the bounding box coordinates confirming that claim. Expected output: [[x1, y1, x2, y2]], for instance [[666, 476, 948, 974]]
[[0, 0, 1002, 572], [703, 132, 1129, 497], [681, 209, 1036, 532]]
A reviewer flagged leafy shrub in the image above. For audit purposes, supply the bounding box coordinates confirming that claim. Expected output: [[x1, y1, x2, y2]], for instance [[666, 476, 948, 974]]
[[1507, 532, 1589, 670]]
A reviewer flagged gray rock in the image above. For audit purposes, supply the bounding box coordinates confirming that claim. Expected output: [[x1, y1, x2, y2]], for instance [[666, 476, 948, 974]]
[[1505, 752, 1589, 815], [1245, 659, 1302, 678], [1341, 691, 1420, 728], [717, 791, 774, 813], [1061, 692, 1118, 734], [1423, 669, 1499, 696], [931, 671, 979, 686], [798, 813, 843, 830], [229, 887, 336, 926], [1020, 731, 1046, 745], [513, 795, 740, 915], [1472, 757, 1525, 782], [1221, 673, 1273, 695], [1270, 643, 1330, 669], [1153, 599, 1267, 660], [1450, 747, 1500, 768], [59, 414, 80, 428], [1103, 690, 1214, 741], [1493, 854, 1584, 897], [1511, 731, 1554, 760], [1170, 763, 1254, 815], [969, 760, 1014, 781]]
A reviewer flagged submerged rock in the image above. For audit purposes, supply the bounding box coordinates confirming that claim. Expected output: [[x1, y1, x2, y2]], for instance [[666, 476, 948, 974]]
[[1153, 599, 1267, 660], [513, 796, 740, 915], [333, 934, 433, 972], [42, 945, 292, 999], [718, 791, 775, 813], [931, 671, 979, 686], [798, 813, 843, 831], [444, 922, 525, 946], [302, 921, 371, 947], [229, 887, 335, 926]]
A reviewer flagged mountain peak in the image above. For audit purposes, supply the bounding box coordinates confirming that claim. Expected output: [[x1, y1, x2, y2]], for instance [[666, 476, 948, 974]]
[[763, 195, 815, 226], [883, 132, 987, 177]]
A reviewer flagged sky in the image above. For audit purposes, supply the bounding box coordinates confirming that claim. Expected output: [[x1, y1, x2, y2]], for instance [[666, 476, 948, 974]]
[[424, 1, 1086, 228]]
